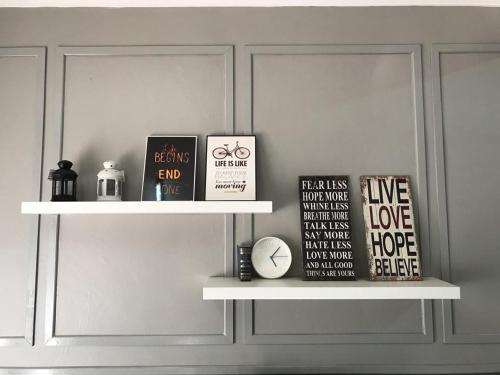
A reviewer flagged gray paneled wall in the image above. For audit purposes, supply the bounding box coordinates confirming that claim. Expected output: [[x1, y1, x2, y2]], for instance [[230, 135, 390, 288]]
[[0, 6, 499, 374]]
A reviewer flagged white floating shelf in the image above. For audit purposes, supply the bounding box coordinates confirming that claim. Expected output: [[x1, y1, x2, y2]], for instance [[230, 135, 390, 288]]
[[21, 201, 272, 215], [3, 1, 500, 8], [203, 277, 460, 300]]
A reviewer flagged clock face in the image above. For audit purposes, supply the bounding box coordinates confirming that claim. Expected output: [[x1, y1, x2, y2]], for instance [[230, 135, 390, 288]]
[[251, 237, 292, 279]]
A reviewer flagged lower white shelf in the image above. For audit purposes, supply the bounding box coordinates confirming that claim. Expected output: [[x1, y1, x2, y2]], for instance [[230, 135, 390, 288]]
[[203, 277, 460, 300]]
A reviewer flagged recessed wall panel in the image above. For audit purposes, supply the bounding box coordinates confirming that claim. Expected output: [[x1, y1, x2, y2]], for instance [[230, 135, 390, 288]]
[[52, 47, 231, 340], [60, 53, 226, 202], [56, 215, 225, 336], [438, 49, 500, 340], [0, 50, 44, 342], [250, 48, 425, 340]]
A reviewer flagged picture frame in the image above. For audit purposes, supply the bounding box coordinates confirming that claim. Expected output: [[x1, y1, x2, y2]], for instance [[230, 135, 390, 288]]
[[298, 175, 355, 281], [360, 175, 422, 281], [204, 135, 256, 201], [141, 135, 197, 201]]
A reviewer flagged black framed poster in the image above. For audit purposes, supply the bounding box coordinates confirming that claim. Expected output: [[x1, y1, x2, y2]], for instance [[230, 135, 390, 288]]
[[299, 175, 355, 281], [141, 136, 197, 201], [360, 175, 422, 281], [205, 135, 256, 200]]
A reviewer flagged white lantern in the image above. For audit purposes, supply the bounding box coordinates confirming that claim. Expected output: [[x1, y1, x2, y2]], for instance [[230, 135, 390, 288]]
[[97, 161, 125, 201]]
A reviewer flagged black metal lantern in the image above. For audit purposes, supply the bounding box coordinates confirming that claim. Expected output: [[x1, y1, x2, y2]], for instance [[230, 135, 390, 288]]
[[49, 160, 78, 201]]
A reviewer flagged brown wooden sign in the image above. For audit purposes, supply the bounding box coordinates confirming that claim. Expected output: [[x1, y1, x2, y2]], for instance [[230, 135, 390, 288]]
[[360, 176, 422, 281], [299, 176, 355, 281]]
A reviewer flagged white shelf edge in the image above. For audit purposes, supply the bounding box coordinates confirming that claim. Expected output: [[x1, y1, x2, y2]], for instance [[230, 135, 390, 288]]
[[2, 1, 500, 8], [203, 276, 460, 300], [21, 201, 273, 215]]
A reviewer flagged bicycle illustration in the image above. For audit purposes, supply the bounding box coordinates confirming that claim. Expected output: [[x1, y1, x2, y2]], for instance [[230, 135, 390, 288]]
[[212, 141, 251, 160]]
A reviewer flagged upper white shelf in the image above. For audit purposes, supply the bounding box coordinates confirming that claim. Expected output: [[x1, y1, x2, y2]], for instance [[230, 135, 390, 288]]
[[203, 277, 460, 300], [21, 201, 273, 215]]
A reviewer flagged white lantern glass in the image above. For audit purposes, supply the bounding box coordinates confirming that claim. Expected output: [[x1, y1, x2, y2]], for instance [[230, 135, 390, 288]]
[[97, 161, 125, 201]]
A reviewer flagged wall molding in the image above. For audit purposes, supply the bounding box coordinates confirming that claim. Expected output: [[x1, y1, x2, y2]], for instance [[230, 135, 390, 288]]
[[242, 44, 432, 344], [0, 47, 46, 347], [42, 45, 234, 346], [431, 42, 500, 344]]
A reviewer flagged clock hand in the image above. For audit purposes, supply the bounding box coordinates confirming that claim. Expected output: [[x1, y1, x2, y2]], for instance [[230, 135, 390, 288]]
[[270, 246, 281, 258], [270, 255, 277, 267], [270, 246, 284, 267]]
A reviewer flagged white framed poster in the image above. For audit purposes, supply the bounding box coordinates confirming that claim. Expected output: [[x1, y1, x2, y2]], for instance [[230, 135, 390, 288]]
[[205, 135, 256, 200]]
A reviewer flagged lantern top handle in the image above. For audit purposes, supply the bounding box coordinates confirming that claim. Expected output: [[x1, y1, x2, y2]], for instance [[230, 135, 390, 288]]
[[54, 160, 78, 179], [58, 160, 73, 169], [103, 160, 118, 169]]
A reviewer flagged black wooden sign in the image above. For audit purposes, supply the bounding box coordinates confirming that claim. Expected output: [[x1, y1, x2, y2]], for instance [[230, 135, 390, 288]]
[[299, 176, 355, 281], [141, 136, 197, 201]]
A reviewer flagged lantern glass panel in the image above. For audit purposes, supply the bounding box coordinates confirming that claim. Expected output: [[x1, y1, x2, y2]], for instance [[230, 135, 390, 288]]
[[106, 179, 115, 196], [55, 180, 62, 195], [98, 179, 104, 196], [117, 181, 122, 196]]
